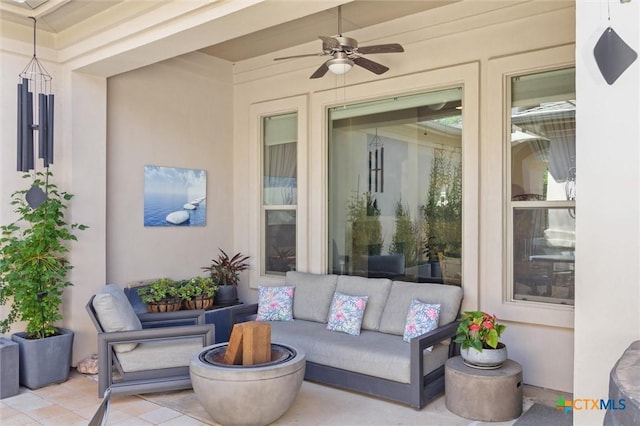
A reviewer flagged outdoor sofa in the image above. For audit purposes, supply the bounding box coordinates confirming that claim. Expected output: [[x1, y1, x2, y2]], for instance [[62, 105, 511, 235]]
[[232, 271, 463, 409]]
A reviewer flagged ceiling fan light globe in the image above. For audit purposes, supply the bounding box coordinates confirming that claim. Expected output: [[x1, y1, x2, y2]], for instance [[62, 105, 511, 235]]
[[327, 58, 354, 75]]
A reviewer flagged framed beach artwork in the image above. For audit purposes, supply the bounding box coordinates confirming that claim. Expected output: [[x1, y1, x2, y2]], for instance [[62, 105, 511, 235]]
[[144, 165, 207, 227]]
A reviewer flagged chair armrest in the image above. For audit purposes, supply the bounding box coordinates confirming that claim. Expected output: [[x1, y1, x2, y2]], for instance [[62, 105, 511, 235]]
[[230, 303, 258, 324], [137, 310, 206, 327], [98, 324, 214, 346]]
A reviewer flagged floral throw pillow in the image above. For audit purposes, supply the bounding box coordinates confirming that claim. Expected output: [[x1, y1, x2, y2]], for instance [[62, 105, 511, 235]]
[[256, 285, 295, 321], [402, 299, 441, 350], [326, 292, 368, 335]]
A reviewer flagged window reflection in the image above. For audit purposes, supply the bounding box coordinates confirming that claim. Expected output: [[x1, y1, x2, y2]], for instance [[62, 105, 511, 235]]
[[510, 68, 575, 305], [328, 89, 463, 284]]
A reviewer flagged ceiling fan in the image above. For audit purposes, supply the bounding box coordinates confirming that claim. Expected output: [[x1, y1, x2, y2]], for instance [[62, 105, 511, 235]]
[[273, 6, 404, 79]]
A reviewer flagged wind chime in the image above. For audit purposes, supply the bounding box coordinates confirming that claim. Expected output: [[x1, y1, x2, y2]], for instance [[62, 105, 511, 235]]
[[16, 17, 55, 208], [368, 129, 384, 193]]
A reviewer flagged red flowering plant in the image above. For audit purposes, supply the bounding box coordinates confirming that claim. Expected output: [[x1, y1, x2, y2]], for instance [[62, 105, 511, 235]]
[[454, 311, 507, 352]]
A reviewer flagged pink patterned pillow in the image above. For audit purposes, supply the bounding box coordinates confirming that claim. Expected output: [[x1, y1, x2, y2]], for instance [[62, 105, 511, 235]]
[[403, 299, 441, 350], [326, 292, 368, 335], [256, 286, 295, 321]]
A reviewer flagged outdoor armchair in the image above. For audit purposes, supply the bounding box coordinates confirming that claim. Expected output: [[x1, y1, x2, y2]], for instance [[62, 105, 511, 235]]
[[86, 284, 214, 398]]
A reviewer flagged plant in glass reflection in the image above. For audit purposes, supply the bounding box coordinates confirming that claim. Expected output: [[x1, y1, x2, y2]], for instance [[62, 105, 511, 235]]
[[390, 200, 427, 268], [347, 192, 382, 271], [421, 149, 462, 259], [0, 171, 87, 339]]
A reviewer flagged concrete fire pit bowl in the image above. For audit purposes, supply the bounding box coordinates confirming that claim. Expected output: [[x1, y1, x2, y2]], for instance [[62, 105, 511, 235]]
[[190, 342, 306, 426]]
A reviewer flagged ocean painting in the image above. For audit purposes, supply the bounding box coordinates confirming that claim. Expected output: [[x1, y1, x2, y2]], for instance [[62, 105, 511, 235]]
[[144, 165, 207, 227]]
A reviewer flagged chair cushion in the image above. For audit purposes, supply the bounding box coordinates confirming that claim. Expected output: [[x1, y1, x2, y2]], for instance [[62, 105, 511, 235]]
[[256, 285, 294, 321], [326, 292, 368, 336], [286, 271, 338, 323], [402, 299, 441, 351], [336, 275, 392, 331], [379, 281, 463, 335], [92, 284, 142, 353]]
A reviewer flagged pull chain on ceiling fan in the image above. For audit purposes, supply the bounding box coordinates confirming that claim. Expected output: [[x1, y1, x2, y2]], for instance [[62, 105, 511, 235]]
[[273, 6, 404, 79]]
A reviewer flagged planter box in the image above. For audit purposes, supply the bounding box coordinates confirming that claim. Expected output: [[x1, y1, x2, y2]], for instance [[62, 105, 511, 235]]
[[0, 338, 19, 398], [12, 328, 74, 389]]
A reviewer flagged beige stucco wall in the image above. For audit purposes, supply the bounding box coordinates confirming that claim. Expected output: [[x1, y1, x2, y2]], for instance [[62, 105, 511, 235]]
[[574, 1, 640, 424], [106, 52, 234, 285]]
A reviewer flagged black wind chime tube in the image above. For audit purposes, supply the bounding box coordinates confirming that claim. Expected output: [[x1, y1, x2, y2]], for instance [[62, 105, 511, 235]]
[[38, 93, 54, 167], [17, 78, 34, 172], [368, 150, 372, 192], [374, 148, 378, 192], [380, 146, 384, 193]]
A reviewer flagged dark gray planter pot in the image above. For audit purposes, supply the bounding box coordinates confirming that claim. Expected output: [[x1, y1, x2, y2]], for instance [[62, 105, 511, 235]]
[[214, 285, 239, 306], [12, 327, 74, 389]]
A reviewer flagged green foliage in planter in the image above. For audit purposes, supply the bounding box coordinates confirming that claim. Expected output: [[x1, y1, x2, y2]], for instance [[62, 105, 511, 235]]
[[0, 172, 87, 339], [202, 249, 250, 286], [137, 278, 179, 303], [177, 276, 218, 300]]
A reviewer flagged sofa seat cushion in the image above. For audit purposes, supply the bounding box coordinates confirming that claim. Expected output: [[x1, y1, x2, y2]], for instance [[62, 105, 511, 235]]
[[379, 282, 463, 336], [336, 275, 392, 331], [286, 271, 338, 323], [116, 338, 203, 372], [268, 320, 449, 384]]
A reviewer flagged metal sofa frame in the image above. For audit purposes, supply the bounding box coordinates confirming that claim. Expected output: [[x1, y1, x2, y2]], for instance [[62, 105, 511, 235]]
[[86, 295, 214, 398], [231, 303, 460, 409]]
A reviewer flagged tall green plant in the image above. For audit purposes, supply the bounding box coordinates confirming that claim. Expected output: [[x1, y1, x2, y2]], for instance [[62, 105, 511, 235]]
[[0, 172, 87, 339]]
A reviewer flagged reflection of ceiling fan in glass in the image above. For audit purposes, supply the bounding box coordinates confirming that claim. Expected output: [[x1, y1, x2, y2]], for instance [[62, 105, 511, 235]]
[[273, 6, 404, 79]]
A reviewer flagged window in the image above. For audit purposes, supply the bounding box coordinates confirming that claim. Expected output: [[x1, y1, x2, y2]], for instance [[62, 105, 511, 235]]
[[263, 113, 297, 275], [328, 88, 463, 284], [509, 68, 576, 305]]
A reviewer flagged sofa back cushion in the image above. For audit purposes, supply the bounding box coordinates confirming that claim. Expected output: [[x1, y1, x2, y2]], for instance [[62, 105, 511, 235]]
[[336, 275, 392, 331], [379, 281, 463, 335], [92, 284, 143, 353], [286, 271, 338, 323]]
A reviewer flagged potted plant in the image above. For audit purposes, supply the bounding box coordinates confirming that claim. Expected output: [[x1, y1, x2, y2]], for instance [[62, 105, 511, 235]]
[[455, 311, 508, 369], [202, 249, 249, 305], [0, 171, 87, 389], [177, 276, 218, 310], [137, 277, 181, 312]]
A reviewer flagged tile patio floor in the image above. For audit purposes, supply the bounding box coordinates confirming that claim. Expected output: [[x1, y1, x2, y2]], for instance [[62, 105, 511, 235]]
[[0, 368, 570, 425]]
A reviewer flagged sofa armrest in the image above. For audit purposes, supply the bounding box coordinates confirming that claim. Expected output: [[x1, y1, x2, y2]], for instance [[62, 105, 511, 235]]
[[411, 320, 459, 353], [230, 303, 258, 324], [137, 310, 206, 328], [409, 320, 459, 408]]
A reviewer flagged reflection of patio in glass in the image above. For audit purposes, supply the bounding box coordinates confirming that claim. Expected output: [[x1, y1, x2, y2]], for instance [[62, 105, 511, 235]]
[[510, 69, 575, 305]]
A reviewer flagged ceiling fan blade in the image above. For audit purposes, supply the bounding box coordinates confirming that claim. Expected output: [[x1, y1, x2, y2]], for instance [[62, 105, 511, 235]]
[[352, 56, 389, 75], [319, 35, 340, 50], [357, 43, 404, 55], [310, 62, 330, 79], [274, 53, 325, 61]]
